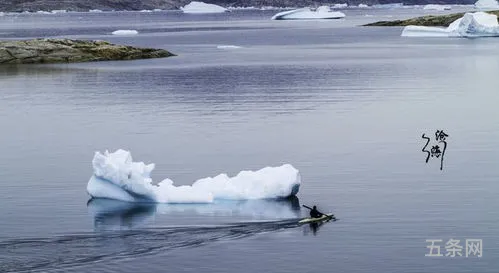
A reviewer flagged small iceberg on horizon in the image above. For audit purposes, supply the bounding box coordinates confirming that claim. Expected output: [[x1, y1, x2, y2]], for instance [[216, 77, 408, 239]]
[[217, 45, 242, 49], [401, 11, 499, 37], [111, 29, 139, 36], [51, 9, 67, 14], [474, 0, 499, 10], [423, 4, 451, 10], [181, 1, 228, 14], [271, 6, 346, 20], [87, 149, 301, 203], [332, 3, 348, 8]]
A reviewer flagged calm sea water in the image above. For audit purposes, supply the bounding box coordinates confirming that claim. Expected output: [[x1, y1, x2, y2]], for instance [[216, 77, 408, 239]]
[[1, 7, 499, 273]]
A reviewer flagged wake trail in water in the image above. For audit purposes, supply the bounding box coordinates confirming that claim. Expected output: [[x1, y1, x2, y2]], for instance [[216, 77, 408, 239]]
[[0, 219, 301, 273]]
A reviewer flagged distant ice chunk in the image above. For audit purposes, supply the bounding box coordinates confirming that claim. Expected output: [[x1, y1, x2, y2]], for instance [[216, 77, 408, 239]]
[[474, 0, 499, 10], [228, 6, 259, 10], [271, 6, 346, 20], [89, 9, 103, 13], [111, 29, 139, 35], [51, 10, 67, 14], [217, 45, 242, 49], [401, 25, 451, 37], [153, 9, 163, 12], [423, 4, 451, 10], [261, 6, 285, 10], [87, 149, 301, 203], [140, 9, 153, 13], [181, 1, 228, 14], [36, 11, 51, 14], [402, 12, 499, 37], [373, 3, 405, 8], [358, 4, 369, 8], [332, 3, 348, 8]]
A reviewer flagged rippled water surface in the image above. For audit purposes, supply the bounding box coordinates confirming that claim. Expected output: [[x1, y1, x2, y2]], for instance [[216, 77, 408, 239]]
[[1, 7, 499, 273]]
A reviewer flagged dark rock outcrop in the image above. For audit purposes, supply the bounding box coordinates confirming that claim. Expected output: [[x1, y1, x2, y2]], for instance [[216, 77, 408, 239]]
[[0, 38, 175, 64], [364, 10, 499, 26]]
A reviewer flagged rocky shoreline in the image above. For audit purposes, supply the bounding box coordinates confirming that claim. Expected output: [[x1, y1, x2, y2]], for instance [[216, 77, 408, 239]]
[[0, 39, 175, 64], [0, 0, 477, 13], [364, 10, 499, 26]]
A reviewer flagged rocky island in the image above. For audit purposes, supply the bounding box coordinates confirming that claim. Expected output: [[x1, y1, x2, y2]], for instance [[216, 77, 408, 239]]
[[0, 39, 175, 64], [364, 10, 499, 26]]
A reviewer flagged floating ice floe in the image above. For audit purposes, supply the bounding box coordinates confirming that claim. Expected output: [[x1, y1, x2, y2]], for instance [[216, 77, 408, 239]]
[[217, 45, 242, 49], [89, 9, 103, 13], [87, 149, 301, 203], [373, 3, 405, 8], [474, 0, 499, 10], [51, 10, 67, 14], [358, 4, 369, 8], [271, 6, 346, 20], [111, 29, 139, 35], [423, 4, 452, 10], [261, 6, 290, 10], [181, 1, 228, 14], [401, 11, 499, 37], [227, 6, 259, 10], [332, 3, 348, 8]]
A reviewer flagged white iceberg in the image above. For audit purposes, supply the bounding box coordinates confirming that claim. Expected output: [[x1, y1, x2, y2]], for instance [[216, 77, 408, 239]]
[[51, 9, 67, 14], [474, 0, 499, 10], [181, 1, 228, 14], [89, 9, 103, 13], [271, 6, 346, 20], [87, 149, 301, 203], [217, 45, 242, 49], [358, 4, 369, 8], [423, 4, 451, 10], [332, 3, 348, 8], [402, 11, 499, 37], [111, 29, 139, 35]]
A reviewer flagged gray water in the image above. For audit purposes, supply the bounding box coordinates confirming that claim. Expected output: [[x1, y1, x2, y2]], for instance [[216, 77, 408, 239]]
[[1, 7, 499, 273]]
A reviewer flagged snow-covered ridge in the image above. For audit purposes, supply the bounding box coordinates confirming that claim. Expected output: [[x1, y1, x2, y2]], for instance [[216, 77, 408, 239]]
[[87, 149, 301, 203], [402, 12, 499, 38]]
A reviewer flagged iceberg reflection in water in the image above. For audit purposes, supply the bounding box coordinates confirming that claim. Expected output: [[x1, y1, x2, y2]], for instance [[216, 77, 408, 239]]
[[0, 197, 303, 273], [87, 196, 301, 231]]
